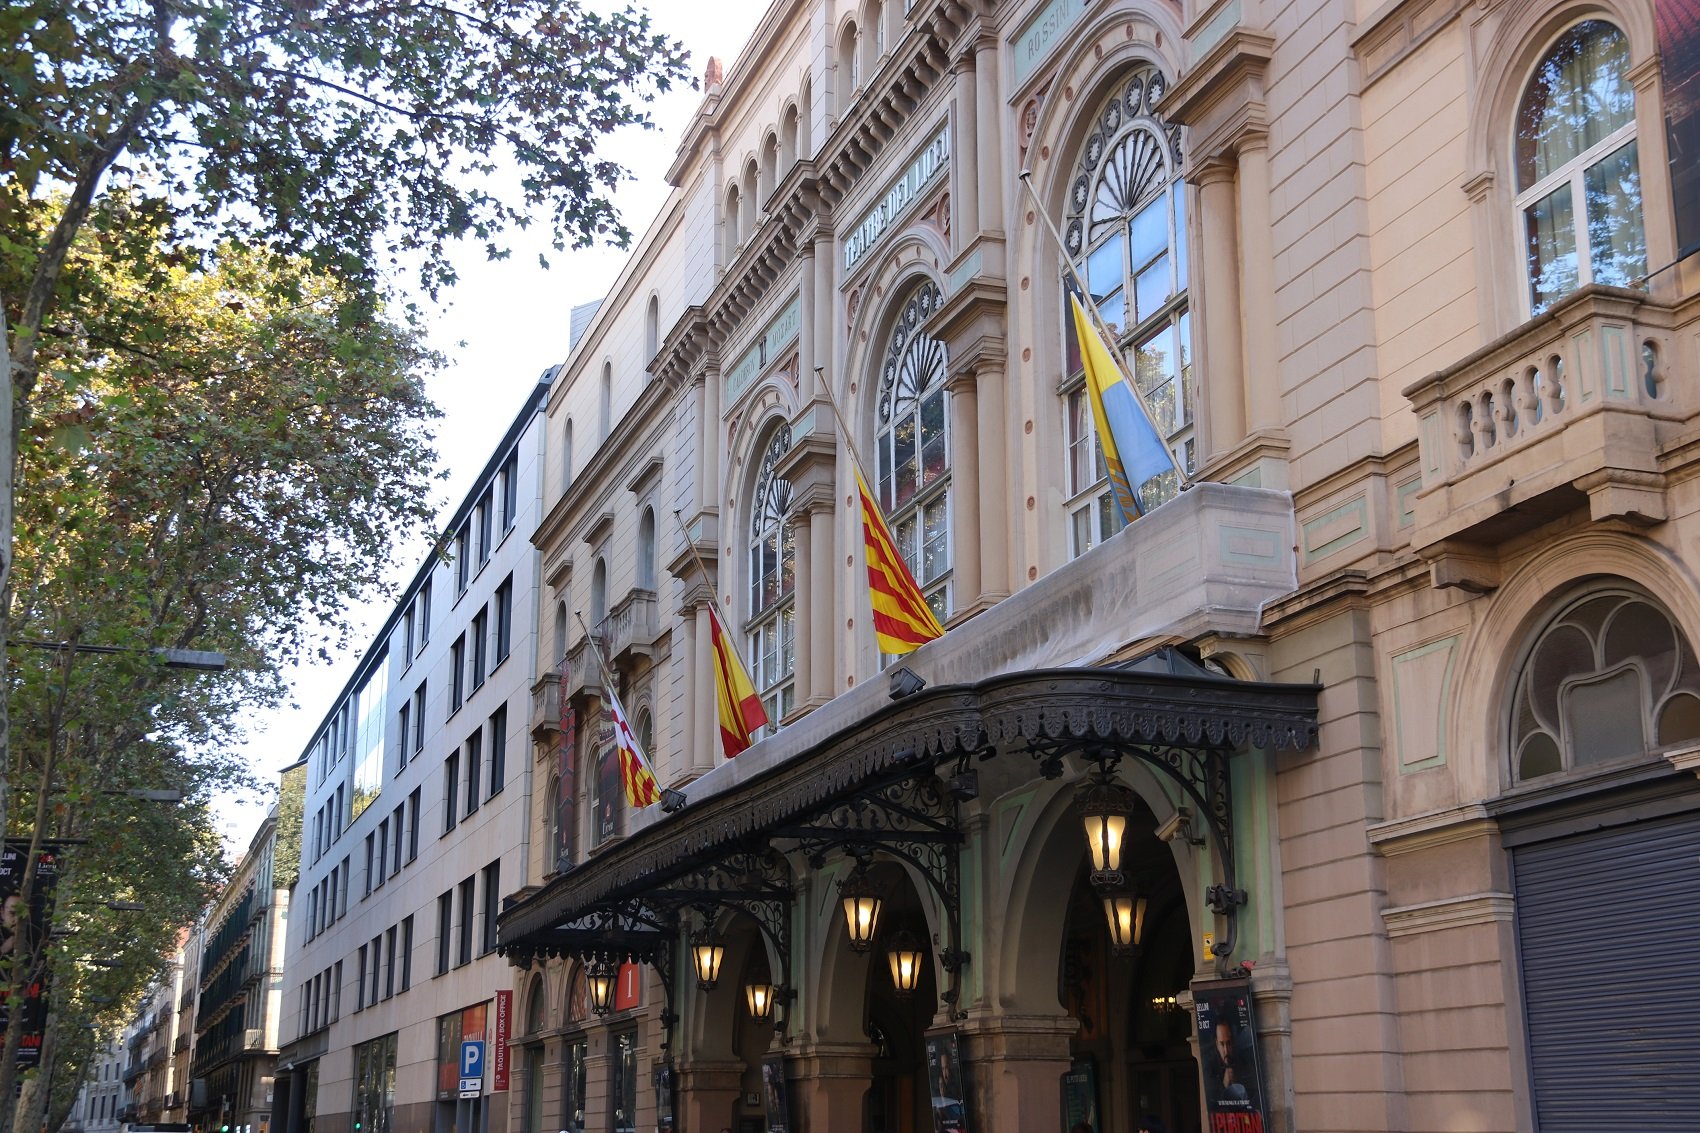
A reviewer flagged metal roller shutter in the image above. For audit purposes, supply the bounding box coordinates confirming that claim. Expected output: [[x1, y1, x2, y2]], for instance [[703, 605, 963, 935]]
[[1512, 808, 1700, 1131]]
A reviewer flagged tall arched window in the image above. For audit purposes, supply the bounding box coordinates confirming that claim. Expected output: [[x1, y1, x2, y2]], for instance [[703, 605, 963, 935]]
[[876, 280, 951, 622], [1509, 590, 1700, 782], [598, 362, 613, 440], [1515, 21, 1643, 315], [644, 294, 660, 362], [725, 184, 742, 255], [590, 557, 608, 627], [554, 602, 568, 667], [838, 22, 860, 111], [561, 419, 574, 492], [637, 508, 656, 590], [1062, 64, 1192, 554], [748, 424, 795, 731]]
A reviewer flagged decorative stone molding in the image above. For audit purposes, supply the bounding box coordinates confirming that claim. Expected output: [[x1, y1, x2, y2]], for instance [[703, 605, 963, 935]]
[[1367, 803, 1498, 857], [1664, 741, 1700, 777], [1381, 892, 1515, 938]]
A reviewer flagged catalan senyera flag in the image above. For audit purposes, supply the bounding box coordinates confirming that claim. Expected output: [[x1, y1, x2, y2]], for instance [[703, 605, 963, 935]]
[[709, 605, 767, 757], [1069, 292, 1176, 523], [856, 469, 945, 655], [604, 685, 660, 808]]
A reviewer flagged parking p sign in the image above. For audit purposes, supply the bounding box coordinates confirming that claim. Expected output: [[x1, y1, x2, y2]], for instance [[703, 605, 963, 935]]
[[459, 1039, 485, 1096]]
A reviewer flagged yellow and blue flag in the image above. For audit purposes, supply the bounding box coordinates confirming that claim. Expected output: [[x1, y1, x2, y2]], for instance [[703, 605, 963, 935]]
[[1069, 293, 1176, 522]]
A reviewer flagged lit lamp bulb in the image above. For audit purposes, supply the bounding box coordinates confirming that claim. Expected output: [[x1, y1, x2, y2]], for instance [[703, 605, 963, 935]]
[[886, 930, 926, 996], [745, 982, 776, 1021], [1102, 891, 1147, 957]]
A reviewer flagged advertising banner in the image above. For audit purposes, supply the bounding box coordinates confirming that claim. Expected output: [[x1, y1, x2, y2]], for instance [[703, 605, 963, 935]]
[[925, 1032, 969, 1133], [761, 1053, 791, 1133], [0, 841, 63, 1072], [492, 989, 511, 1091], [1194, 979, 1266, 1133]]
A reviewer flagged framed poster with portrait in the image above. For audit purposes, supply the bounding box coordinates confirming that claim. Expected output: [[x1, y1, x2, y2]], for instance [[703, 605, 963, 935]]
[[926, 1032, 969, 1133], [761, 1053, 791, 1133], [1193, 977, 1266, 1132]]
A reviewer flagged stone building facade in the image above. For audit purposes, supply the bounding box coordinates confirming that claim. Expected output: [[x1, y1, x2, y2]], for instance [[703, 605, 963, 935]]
[[490, 0, 1696, 1132]]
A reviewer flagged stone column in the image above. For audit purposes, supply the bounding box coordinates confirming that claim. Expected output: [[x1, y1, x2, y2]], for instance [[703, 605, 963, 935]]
[[974, 34, 1002, 234], [582, 1030, 613, 1133], [1235, 133, 1281, 434], [963, 1014, 1077, 1132], [1195, 160, 1246, 461], [953, 52, 979, 246], [694, 602, 716, 775], [814, 232, 836, 397], [972, 360, 1009, 602], [799, 239, 817, 397], [808, 499, 836, 704], [789, 1042, 875, 1133], [792, 516, 813, 710], [944, 371, 981, 611], [678, 602, 702, 776], [702, 367, 723, 504], [691, 375, 711, 513], [677, 1059, 745, 1133]]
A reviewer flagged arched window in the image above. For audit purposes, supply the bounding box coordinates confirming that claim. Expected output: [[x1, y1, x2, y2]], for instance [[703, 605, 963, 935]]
[[781, 103, 799, 168], [748, 424, 796, 731], [591, 557, 608, 627], [598, 362, 613, 440], [525, 974, 546, 1034], [1515, 21, 1643, 315], [761, 132, 780, 202], [1062, 65, 1192, 554], [636, 708, 654, 767], [838, 22, 860, 111], [876, 280, 951, 623], [1509, 590, 1700, 782], [637, 508, 656, 590], [866, 0, 885, 65], [561, 419, 574, 492], [644, 294, 660, 362], [554, 602, 569, 667], [725, 184, 741, 255], [742, 160, 759, 233], [798, 78, 813, 156]]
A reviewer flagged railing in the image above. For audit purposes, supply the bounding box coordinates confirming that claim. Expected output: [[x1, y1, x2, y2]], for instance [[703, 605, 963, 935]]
[[599, 590, 659, 668], [530, 673, 562, 740], [1403, 285, 1692, 554]]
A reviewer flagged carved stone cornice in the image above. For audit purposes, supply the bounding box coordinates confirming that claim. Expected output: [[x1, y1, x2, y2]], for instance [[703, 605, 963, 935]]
[[1159, 26, 1276, 164]]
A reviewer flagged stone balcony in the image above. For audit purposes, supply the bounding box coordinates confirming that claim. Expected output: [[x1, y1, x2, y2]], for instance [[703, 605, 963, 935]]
[[1403, 285, 1695, 589], [598, 588, 661, 670], [530, 673, 563, 740]]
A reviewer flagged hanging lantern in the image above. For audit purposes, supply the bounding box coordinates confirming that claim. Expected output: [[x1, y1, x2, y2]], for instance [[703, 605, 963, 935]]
[[839, 866, 883, 953], [586, 959, 618, 1016], [886, 929, 926, 996], [1102, 890, 1148, 957], [1077, 773, 1137, 886], [745, 981, 777, 1021], [690, 927, 726, 991]]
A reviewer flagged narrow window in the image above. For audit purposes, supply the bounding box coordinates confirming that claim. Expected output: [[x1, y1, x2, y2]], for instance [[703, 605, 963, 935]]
[[450, 634, 466, 712], [481, 859, 502, 954], [400, 915, 414, 991], [443, 752, 460, 834], [494, 575, 514, 664], [465, 731, 482, 818], [407, 788, 421, 861], [488, 703, 508, 799], [436, 892, 452, 975], [457, 876, 475, 966]]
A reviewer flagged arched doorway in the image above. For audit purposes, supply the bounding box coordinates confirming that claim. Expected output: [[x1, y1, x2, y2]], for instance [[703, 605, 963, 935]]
[[859, 862, 937, 1133]]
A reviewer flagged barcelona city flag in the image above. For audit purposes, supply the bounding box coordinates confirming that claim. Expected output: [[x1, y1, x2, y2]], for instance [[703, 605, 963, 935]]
[[709, 604, 768, 757], [604, 685, 660, 808], [1069, 293, 1176, 523], [856, 469, 945, 655]]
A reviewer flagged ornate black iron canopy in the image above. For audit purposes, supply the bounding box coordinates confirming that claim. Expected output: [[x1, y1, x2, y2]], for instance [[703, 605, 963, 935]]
[[500, 655, 1318, 970]]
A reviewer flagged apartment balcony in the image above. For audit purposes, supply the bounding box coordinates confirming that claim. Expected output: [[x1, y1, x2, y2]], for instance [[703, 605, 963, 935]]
[[530, 673, 563, 741], [1403, 285, 1694, 590], [562, 634, 606, 703], [599, 589, 661, 670]]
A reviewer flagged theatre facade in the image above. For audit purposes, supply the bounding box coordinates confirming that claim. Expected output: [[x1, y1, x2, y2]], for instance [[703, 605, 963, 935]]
[[496, 0, 1700, 1132]]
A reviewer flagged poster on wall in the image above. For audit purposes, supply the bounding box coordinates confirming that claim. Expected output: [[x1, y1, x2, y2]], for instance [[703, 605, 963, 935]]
[[761, 1052, 791, 1133], [1657, 0, 1700, 259], [1059, 1056, 1099, 1133], [925, 1032, 969, 1133], [1193, 979, 1266, 1133], [653, 1061, 675, 1133], [0, 840, 62, 1071]]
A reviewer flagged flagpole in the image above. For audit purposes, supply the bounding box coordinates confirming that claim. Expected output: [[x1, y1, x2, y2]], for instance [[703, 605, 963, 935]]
[[669, 509, 736, 628], [573, 610, 624, 709], [1016, 169, 1192, 490], [812, 367, 878, 490]]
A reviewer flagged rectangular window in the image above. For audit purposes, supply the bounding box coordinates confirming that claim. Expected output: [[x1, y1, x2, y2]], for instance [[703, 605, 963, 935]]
[[397, 702, 411, 772], [477, 488, 493, 565], [384, 926, 397, 1000], [419, 578, 432, 644], [355, 945, 367, 1011], [470, 607, 488, 690], [455, 526, 470, 593], [456, 876, 475, 967], [390, 804, 404, 876], [363, 833, 375, 897], [481, 859, 501, 955], [375, 819, 389, 887], [412, 682, 427, 753], [400, 915, 414, 991], [351, 652, 389, 821], [328, 867, 339, 922], [308, 974, 319, 1031], [403, 605, 416, 663], [487, 703, 507, 799], [407, 788, 421, 861], [499, 452, 518, 533], [443, 753, 460, 834], [339, 855, 350, 917], [450, 635, 466, 712], [494, 575, 513, 665], [307, 887, 319, 942], [435, 892, 453, 976], [350, 1032, 397, 1133], [335, 784, 345, 839], [368, 934, 382, 1004], [465, 732, 482, 818]]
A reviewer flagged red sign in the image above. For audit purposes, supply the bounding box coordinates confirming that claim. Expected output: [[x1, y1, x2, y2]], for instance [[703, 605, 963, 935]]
[[492, 990, 512, 1091], [614, 962, 643, 1011]]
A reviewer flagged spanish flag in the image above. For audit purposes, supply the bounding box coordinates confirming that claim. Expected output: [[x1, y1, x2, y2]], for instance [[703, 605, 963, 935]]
[[710, 604, 768, 757], [857, 469, 945, 655], [605, 685, 660, 808], [1070, 293, 1176, 522]]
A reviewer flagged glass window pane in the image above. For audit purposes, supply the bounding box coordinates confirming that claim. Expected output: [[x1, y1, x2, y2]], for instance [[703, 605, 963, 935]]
[[1524, 183, 1579, 314], [920, 391, 948, 487], [1134, 253, 1172, 325], [895, 511, 919, 574], [1173, 185, 1189, 288], [1515, 21, 1634, 191], [779, 522, 795, 599], [1176, 310, 1193, 430], [878, 431, 895, 511], [1132, 324, 1179, 435], [921, 498, 948, 583], [892, 415, 918, 510], [1086, 234, 1124, 310], [1067, 391, 1093, 495], [1128, 195, 1168, 273], [1071, 505, 1093, 557], [1584, 140, 1645, 287]]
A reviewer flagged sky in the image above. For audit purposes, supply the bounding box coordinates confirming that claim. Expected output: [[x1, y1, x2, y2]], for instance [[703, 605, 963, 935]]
[[215, 0, 770, 849]]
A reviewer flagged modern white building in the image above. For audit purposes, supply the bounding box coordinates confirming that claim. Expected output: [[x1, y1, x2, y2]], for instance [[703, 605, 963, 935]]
[[272, 378, 552, 1133]]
